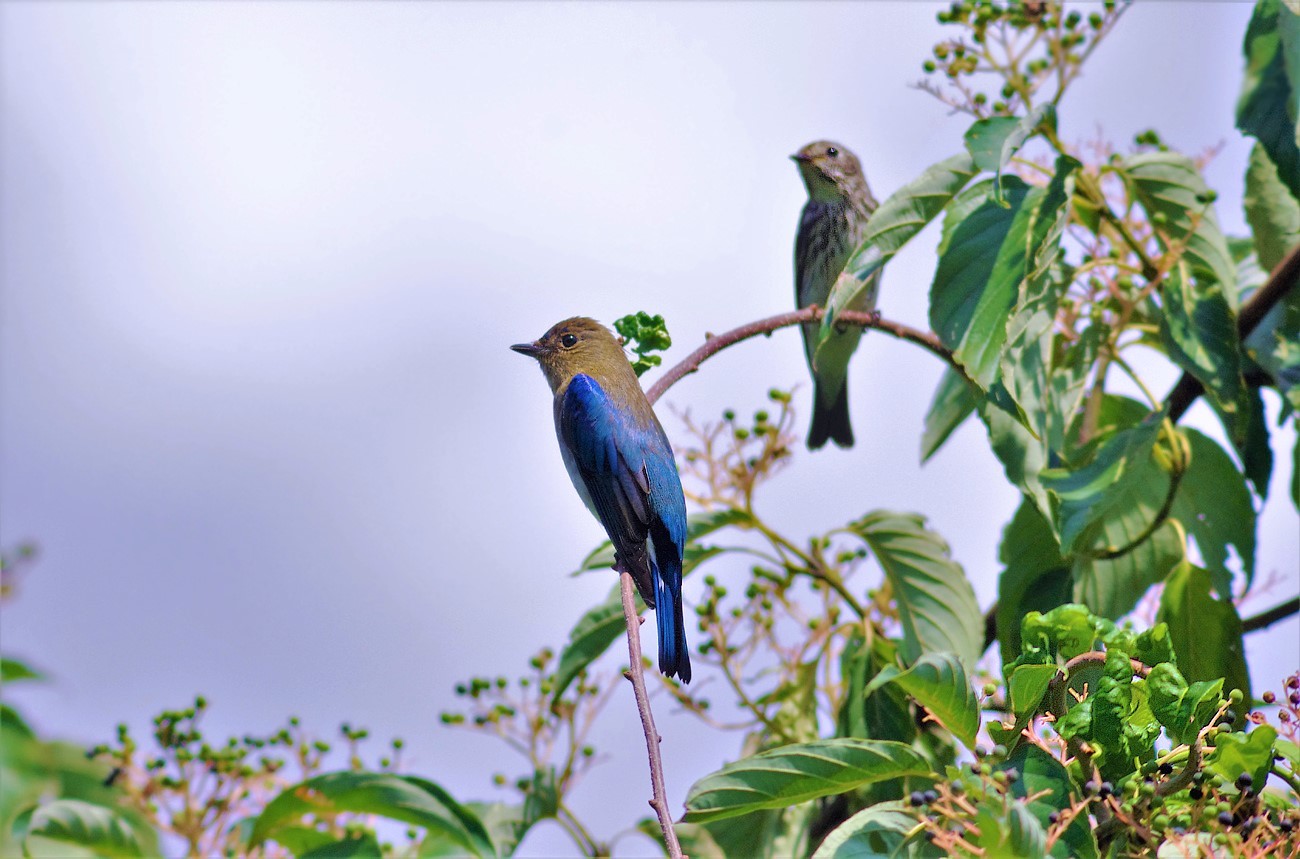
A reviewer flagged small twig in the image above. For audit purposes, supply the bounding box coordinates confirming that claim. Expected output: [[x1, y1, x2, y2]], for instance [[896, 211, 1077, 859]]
[[618, 571, 684, 859], [646, 306, 955, 405]]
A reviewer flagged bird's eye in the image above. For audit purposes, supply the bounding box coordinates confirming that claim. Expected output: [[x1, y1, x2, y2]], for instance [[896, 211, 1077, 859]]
[[560, 333, 578, 348], [827, 147, 839, 157]]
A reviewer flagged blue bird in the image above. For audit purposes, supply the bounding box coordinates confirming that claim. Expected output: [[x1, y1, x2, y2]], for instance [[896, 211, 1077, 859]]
[[512, 317, 691, 683]]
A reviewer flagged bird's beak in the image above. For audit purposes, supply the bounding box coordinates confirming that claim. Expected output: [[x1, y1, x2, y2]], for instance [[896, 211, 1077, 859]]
[[791, 152, 813, 163], [510, 341, 542, 357]]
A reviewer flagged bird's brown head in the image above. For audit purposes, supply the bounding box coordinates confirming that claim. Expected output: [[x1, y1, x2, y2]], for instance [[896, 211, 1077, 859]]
[[791, 140, 865, 203], [511, 317, 630, 393]]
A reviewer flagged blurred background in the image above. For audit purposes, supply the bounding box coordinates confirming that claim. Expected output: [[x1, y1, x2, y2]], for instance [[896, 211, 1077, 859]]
[[2, 2, 1296, 855]]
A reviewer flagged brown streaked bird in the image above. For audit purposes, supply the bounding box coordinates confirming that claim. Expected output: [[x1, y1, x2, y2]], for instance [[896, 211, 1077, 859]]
[[792, 140, 879, 450], [512, 318, 691, 682]]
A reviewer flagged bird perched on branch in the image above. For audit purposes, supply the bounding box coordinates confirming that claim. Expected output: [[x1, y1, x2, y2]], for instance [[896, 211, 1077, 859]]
[[512, 317, 691, 683], [792, 140, 879, 449]]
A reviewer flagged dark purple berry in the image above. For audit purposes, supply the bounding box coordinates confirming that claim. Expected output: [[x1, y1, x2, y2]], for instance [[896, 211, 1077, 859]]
[[923, 789, 939, 804], [1047, 811, 1060, 824], [910, 791, 925, 807], [1158, 762, 1174, 776], [1099, 781, 1114, 798], [1084, 780, 1099, 796], [1218, 811, 1234, 827], [1280, 818, 1294, 833], [1004, 767, 1020, 782], [1235, 772, 1253, 790], [1189, 787, 1203, 800]]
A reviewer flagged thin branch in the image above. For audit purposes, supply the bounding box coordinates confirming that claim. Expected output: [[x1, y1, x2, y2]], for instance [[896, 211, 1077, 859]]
[[646, 306, 955, 405], [618, 571, 684, 859], [1167, 241, 1300, 421], [1243, 596, 1300, 633]]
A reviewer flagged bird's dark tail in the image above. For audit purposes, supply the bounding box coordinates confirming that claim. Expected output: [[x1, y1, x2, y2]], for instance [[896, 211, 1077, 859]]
[[654, 567, 691, 683], [807, 380, 854, 450]]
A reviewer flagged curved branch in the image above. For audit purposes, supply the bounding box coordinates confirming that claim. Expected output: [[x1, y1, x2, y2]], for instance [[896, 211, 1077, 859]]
[[1166, 241, 1300, 421], [617, 571, 683, 859], [646, 306, 955, 405]]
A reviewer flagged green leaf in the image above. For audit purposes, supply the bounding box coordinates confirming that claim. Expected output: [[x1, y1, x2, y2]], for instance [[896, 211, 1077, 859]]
[[848, 511, 982, 669], [550, 583, 633, 705], [1294, 430, 1300, 508], [1237, 0, 1300, 201], [1147, 663, 1223, 745], [614, 312, 671, 377], [686, 508, 755, 540], [1121, 152, 1238, 306], [1071, 513, 1182, 622], [977, 395, 1052, 518], [996, 157, 1081, 436], [1158, 261, 1246, 428], [431, 802, 532, 858], [765, 662, 822, 744], [1007, 664, 1059, 719], [260, 825, 336, 855], [1205, 725, 1278, 792], [837, 635, 917, 749], [1005, 802, 1047, 858], [963, 105, 1056, 205], [1087, 653, 1160, 782], [812, 801, 941, 859], [251, 772, 495, 858], [1002, 745, 1098, 858], [683, 739, 931, 824], [920, 367, 979, 463], [1245, 142, 1300, 271], [996, 500, 1072, 666], [0, 659, 43, 684], [0, 703, 35, 739], [823, 154, 978, 331], [648, 808, 795, 859], [1016, 604, 1110, 663], [1243, 278, 1300, 416], [1170, 429, 1257, 596], [22, 800, 146, 858], [1040, 416, 1162, 553], [302, 834, 383, 858], [1234, 386, 1274, 499], [572, 540, 615, 575], [863, 653, 980, 750], [1157, 562, 1250, 701], [1, 731, 140, 858], [930, 177, 1033, 388]]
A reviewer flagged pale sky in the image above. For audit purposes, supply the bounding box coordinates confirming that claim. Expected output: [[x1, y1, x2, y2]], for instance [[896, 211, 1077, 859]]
[[2, 3, 1296, 856]]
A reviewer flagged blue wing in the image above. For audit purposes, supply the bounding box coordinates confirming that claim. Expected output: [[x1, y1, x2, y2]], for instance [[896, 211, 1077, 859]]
[[558, 374, 691, 682]]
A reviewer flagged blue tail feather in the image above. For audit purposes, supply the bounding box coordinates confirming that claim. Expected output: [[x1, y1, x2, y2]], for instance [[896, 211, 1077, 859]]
[[654, 566, 691, 683]]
